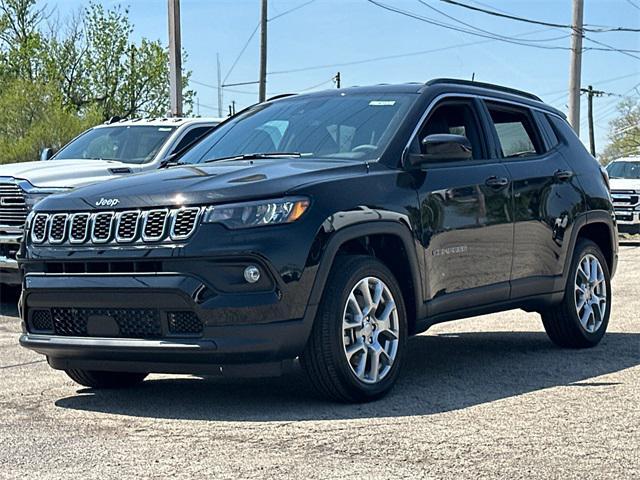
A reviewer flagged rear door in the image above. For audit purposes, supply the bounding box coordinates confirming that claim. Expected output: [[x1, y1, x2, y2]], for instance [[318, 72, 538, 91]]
[[414, 97, 514, 315], [481, 101, 585, 298]]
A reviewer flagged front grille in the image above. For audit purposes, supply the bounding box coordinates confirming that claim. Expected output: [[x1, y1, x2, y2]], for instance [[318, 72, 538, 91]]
[[92, 213, 114, 242], [116, 211, 139, 241], [143, 209, 169, 241], [69, 214, 90, 243], [168, 311, 203, 335], [51, 307, 161, 338], [49, 214, 68, 243], [30, 310, 53, 331], [31, 214, 49, 242], [31, 207, 202, 245], [611, 190, 640, 208], [0, 183, 27, 227], [171, 208, 200, 239]]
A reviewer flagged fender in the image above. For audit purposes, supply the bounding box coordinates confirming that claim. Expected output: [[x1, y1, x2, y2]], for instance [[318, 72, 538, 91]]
[[302, 218, 426, 326], [554, 209, 618, 292]]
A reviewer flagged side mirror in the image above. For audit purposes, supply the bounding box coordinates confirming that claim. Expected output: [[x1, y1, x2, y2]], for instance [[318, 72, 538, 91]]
[[40, 148, 54, 161], [407, 134, 472, 168]]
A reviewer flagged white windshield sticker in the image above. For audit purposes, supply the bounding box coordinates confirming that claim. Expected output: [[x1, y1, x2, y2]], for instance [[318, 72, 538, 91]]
[[158, 127, 173, 131], [369, 100, 396, 106]]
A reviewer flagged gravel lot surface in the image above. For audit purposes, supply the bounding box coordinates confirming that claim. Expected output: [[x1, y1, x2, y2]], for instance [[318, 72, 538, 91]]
[[0, 245, 638, 479]]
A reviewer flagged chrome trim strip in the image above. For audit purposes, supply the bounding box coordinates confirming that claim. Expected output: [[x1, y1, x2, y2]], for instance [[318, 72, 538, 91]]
[[115, 210, 141, 243], [141, 208, 169, 242], [68, 213, 90, 244], [403, 92, 566, 161], [169, 207, 201, 241], [91, 212, 114, 244], [48, 213, 69, 244], [31, 213, 49, 244]]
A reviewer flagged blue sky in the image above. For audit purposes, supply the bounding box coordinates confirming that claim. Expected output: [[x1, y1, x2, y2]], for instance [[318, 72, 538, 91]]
[[49, 0, 639, 154]]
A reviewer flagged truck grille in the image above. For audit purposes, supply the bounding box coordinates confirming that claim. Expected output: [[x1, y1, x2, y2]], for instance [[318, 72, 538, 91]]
[[611, 190, 640, 208], [30, 207, 201, 245], [0, 183, 27, 227], [51, 307, 162, 338]]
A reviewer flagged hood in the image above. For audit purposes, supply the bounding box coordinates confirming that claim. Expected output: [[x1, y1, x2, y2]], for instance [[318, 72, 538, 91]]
[[0, 159, 142, 189], [36, 159, 366, 211], [609, 177, 640, 192]]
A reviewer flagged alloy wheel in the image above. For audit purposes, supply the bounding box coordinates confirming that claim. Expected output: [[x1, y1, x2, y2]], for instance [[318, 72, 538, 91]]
[[574, 254, 607, 334]]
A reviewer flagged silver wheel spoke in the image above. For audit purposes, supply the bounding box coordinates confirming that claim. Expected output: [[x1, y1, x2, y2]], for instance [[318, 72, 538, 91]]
[[342, 275, 400, 385], [574, 253, 607, 334]]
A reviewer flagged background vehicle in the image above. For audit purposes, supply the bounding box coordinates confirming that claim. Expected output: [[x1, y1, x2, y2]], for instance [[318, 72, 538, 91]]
[[606, 156, 640, 235], [0, 117, 223, 284], [18, 80, 617, 402]]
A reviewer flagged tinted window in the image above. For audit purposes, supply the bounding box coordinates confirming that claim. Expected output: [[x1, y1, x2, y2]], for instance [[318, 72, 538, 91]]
[[542, 114, 560, 147], [486, 104, 542, 158], [607, 161, 640, 179], [55, 126, 176, 164], [179, 93, 417, 164], [419, 102, 484, 159], [171, 126, 215, 154]]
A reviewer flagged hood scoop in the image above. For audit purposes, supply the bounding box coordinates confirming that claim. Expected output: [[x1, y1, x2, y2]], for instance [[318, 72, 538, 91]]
[[109, 167, 133, 174]]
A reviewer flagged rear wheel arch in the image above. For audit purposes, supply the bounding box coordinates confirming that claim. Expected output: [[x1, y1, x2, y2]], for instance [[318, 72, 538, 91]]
[[575, 221, 616, 275]]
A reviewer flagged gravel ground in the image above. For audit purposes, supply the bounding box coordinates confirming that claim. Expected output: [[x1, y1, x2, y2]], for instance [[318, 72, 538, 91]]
[[0, 245, 638, 479]]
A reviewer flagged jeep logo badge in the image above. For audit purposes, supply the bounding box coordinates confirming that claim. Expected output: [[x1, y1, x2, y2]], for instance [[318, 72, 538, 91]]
[[95, 198, 120, 207]]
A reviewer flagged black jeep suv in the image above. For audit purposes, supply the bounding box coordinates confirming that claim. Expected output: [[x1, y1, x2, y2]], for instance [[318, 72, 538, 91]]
[[18, 79, 618, 402]]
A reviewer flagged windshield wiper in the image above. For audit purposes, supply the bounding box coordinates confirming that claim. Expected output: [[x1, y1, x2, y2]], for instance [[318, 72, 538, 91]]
[[202, 152, 303, 164]]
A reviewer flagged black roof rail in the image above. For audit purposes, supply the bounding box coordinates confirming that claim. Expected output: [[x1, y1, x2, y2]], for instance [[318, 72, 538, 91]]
[[425, 78, 541, 102], [266, 93, 297, 102]]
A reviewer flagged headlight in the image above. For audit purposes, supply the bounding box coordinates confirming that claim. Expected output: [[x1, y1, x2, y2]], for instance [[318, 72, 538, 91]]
[[202, 197, 310, 229], [24, 188, 70, 209]]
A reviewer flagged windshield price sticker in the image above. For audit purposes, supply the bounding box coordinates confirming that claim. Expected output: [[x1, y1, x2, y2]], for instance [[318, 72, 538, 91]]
[[369, 100, 396, 106]]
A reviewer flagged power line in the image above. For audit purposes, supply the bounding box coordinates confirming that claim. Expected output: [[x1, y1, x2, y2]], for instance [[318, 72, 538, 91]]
[[223, 22, 260, 85], [439, 0, 640, 33], [365, 0, 573, 51], [626, 0, 640, 11], [191, 79, 256, 95], [583, 36, 640, 62], [268, 0, 316, 21], [416, 0, 571, 43]]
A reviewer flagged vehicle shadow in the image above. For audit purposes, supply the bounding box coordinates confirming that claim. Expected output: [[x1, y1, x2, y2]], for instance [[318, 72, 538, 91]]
[[55, 331, 640, 421]]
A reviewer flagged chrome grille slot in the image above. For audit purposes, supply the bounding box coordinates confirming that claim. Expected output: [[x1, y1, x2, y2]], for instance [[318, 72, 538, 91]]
[[116, 211, 140, 242], [69, 214, 90, 243], [143, 209, 169, 241], [92, 212, 114, 243], [48, 214, 68, 244], [0, 183, 27, 227], [31, 213, 49, 243], [30, 207, 201, 245], [171, 208, 200, 240]]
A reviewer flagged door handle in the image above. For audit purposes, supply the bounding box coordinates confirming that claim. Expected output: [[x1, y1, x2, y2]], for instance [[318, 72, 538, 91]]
[[485, 176, 510, 189], [554, 169, 574, 181]]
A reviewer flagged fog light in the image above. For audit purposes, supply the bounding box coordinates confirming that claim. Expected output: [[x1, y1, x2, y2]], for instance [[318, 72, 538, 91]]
[[244, 265, 261, 283]]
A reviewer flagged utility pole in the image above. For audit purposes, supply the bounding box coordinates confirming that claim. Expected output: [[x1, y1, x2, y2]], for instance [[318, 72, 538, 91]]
[[581, 85, 605, 156], [258, 0, 268, 102], [168, 0, 183, 117], [567, 0, 584, 135], [334, 72, 341, 89], [217, 53, 223, 117]]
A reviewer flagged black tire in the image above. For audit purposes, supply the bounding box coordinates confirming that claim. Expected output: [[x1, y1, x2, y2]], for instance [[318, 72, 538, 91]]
[[65, 369, 148, 389], [541, 239, 611, 348], [300, 255, 407, 403]]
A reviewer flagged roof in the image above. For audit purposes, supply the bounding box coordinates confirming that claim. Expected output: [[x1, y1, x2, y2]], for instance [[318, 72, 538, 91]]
[[611, 156, 640, 163], [95, 116, 226, 128], [274, 79, 560, 115]]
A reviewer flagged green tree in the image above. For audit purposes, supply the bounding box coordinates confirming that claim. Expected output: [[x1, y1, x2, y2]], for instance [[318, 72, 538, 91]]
[[0, 0, 194, 164], [600, 99, 640, 165]]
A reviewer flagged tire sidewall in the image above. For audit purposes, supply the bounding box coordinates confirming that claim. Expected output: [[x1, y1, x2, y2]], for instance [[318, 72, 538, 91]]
[[326, 258, 407, 399]]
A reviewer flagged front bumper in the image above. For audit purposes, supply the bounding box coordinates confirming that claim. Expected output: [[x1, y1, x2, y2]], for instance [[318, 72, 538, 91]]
[[19, 271, 318, 375], [0, 233, 22, 284]]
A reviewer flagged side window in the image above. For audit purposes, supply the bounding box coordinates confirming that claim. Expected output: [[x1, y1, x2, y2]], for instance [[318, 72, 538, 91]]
[[419, 102, 484, 159], [171, 126, 215, 154], [486, 104, 543, 158]]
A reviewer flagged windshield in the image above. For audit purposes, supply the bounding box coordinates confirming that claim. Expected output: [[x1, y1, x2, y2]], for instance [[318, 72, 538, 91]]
[[180, 93, 417, 164], [54, 125, 176, 164], [607, 161, 640, 179]]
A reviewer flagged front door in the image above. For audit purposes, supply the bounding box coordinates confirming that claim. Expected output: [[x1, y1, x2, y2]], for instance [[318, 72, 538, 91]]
[[412, 98, 514, 315]]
